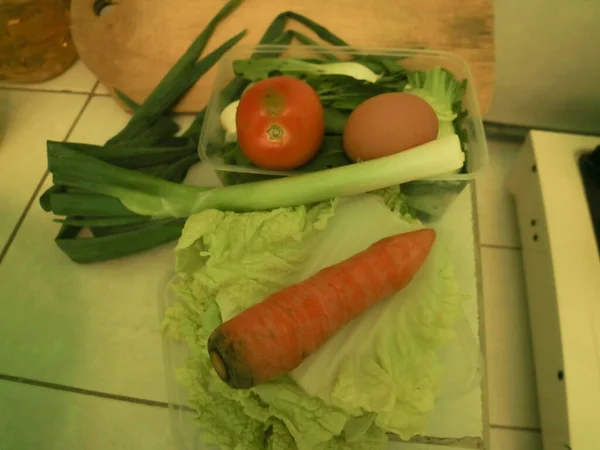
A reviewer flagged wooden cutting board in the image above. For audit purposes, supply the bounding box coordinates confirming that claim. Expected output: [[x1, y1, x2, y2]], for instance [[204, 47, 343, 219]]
[[70, 0, 494, 114]]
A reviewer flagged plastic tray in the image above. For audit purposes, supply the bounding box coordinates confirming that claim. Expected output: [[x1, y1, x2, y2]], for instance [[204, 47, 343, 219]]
[[159, 275, 484, 450], [197, 44, 489, 221]]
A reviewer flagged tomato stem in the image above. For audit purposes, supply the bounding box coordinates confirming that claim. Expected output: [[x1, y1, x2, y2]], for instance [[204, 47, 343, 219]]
[[267, 124, 284, 141]]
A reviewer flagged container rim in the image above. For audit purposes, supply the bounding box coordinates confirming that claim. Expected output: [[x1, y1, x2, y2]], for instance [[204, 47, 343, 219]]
[[199, 43, 488, 182], [224, 43, 474, 65]]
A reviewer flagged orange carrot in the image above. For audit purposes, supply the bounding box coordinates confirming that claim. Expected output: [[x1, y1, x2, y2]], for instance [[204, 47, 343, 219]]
[[208, 228, 436, 389]]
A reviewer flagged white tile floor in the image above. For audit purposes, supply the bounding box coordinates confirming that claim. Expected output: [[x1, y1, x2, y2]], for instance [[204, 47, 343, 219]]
[[476, 139, 544, 448], [491, 428, 543, 450], [0, 62, 545, 449], [0, 90, 87, 246], [0, 380, 177, 450]]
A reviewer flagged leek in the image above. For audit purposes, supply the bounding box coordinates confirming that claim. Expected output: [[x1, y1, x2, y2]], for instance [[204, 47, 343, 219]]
[[47, 136, 464, 219]]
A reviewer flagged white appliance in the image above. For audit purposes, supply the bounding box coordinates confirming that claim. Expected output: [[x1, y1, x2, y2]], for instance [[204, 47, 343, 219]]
[[508, 130, 600, 450]]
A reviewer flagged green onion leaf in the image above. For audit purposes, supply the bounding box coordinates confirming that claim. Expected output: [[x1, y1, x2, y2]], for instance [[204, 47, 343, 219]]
[[54, 216, 150, 227], [55, 219, 185, 264], [259, 12, 289, 45], [40, 184, 64, 212], [47, 141, 195, 169], [105, 0, 245, 145], [48, 193, 139, 217], [283, 11, 349, 46]]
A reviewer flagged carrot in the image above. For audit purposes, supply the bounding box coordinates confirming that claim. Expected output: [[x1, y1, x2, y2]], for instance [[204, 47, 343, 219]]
[[208, 227, 436, 389]]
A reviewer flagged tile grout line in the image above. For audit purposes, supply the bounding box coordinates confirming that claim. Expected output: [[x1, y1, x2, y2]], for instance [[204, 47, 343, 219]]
[[470, 184, 492, 449], [483, 119, 600, 140], [0, 85, 92, 95], [0, 85, 97, 264], [490, 424, 542, 433], [0, 373, 193, 412], [90, 79, 102, 95]]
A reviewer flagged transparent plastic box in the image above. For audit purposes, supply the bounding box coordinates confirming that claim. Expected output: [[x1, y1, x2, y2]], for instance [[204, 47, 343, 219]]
[[159, 274, 484, 450], [198, 44, 489, 221]]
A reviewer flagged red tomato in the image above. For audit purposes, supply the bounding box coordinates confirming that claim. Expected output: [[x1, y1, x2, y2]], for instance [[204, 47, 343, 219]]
[[235, 76, 325, 170]]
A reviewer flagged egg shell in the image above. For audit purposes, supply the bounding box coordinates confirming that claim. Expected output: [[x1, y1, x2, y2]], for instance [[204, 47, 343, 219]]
[[343, 92, 439, 162]]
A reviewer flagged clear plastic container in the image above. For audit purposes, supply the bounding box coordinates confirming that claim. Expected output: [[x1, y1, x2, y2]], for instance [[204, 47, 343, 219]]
[[198, 44, 489, 221], [159, 274, 484, 450]]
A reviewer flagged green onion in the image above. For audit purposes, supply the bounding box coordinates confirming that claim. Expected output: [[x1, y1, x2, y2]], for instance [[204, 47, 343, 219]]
[[55, 219, 185, 264], [39, 184, 64, 212], [107, 90, 181, 147], [105, 0, 246, 145], [89, 222, 148, 238], [114, 89, 141, 111], [182, 20, 297, 143], [182, 11, 348, 142], [48, 193, 140, 217], [106, 28, 247, 146], [154, 154, 199, 183], [283, 11, 349, 46], [46, 141, 196, 169], [113, 136, 192, 148], [258, 12, 288, 45], [132, 117, 181, 141], [288, 30, 340, 61], [40, 0, 252, 264], [54, 216, 150, 227]]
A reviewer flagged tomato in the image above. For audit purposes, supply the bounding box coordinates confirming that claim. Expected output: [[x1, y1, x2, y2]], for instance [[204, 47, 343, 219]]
[[235, 76, 325, 170]]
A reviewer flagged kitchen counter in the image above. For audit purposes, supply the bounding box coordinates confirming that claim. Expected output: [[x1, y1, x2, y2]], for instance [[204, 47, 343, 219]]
[[0, 62, 541, 450]]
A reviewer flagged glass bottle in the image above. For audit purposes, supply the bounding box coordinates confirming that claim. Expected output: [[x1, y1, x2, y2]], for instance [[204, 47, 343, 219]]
[[0, 0, 77, 83]]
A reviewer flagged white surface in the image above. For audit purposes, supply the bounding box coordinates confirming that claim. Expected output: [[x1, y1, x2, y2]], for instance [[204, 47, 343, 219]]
[[508, 130, 600, 450], [0, 63, 545, 448], [475, 139, 521, 248], [490, 428, 542, 450], [481, 247, 540, 428], [487, 0, 600, 134], [421, 186, 483, 438], [0, 380, 177, 450]]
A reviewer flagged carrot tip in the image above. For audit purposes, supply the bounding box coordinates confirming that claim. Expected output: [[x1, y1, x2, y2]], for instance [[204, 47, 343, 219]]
[[210, 350, 229, 382]]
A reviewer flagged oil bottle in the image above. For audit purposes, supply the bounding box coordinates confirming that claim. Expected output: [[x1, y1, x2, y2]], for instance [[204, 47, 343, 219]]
[[0, 0, 77, 83]]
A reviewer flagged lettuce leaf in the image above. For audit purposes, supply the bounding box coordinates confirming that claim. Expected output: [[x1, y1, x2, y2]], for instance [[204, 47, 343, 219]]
[[162, 199, 387, 449], [162, 190, 468, 448], [286, 195, 467, 439]]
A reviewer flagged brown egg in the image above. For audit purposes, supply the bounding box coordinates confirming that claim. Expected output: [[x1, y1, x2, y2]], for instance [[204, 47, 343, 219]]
[[343, 92, 439, 162]]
